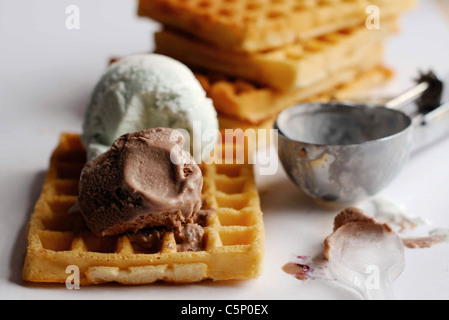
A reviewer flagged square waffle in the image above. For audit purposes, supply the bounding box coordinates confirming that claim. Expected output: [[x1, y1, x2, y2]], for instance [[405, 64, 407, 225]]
[[207, 65, 393, 160], [139, 0, 416, 52], [196, 61, 392, 126], [155, 20, 396, 90], [22, 133, 265, 285], [214, 67, 393, 132]]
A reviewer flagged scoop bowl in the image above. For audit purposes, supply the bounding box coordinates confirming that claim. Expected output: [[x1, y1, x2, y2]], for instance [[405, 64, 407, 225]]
[[275, 103, 413, 204]]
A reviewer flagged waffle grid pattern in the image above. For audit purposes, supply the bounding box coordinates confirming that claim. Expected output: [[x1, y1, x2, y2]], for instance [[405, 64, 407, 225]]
[[139, 0, 416, 52], [22, 134, 265, 285], [155, 20, 396, 90], [197, 65, 392, 126]]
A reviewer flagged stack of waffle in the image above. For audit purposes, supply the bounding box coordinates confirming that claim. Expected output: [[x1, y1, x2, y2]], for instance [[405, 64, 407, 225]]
[[138, 0, 416, 131]]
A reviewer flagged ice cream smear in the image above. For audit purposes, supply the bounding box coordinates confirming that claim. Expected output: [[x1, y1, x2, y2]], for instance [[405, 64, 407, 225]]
[[78, 128, 205, 240], [324, 207, 405, 300], [362, 197, 449, 249], [81, 54, 218, 162], [365, 197, 430, 233], [402, 228, 449, 249]]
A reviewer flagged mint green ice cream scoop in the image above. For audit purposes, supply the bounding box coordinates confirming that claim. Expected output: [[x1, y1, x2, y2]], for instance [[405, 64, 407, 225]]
[[82, 54, 218, 162]]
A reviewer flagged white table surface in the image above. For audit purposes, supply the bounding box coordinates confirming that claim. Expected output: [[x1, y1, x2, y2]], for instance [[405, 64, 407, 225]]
[[1, 0, 448, 300]]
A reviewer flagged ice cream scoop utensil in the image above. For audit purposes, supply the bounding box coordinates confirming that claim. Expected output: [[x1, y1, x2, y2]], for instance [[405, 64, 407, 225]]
[[275, 71, 447, 204]]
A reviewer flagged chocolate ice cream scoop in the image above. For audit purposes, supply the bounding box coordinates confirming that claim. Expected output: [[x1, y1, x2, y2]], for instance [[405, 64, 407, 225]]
[[78, 128, 203, 237]]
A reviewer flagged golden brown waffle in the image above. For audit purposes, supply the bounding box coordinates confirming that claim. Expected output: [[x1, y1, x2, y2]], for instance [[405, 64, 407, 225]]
[[215, 65, 393, 131], [196, 59, 392, 126], [139, 0, 416, 52], [22, 134, 265, 285], [155, 20, 396, 90]]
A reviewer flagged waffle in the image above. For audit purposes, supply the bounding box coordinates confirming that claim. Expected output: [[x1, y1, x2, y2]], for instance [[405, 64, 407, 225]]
[[155, 20, 396, 90], [196, 52, 391, 125], [215, 65, 393, 131], [22, 134, 265, 285], [139, 0, 416, 52]]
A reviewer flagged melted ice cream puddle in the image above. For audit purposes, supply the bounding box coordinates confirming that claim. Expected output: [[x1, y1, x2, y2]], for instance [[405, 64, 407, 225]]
[[324, 208, 405, 300], [362, 197, 449, 248], [402, 228, 449, 248], [360, 197, 429, 233]]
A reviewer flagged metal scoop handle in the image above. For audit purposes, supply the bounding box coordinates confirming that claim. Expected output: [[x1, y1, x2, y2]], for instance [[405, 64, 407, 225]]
[[385, 81, 430, 111], [383, 71, 448, 153], [385, 71, 443, 114]]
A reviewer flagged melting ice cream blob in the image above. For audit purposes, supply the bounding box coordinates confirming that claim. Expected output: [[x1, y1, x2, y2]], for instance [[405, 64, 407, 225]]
[[324, 207, 405, 300], [78, 128, 203, 237]]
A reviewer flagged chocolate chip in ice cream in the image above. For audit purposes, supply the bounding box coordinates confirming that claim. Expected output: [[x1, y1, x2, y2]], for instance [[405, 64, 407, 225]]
[[127, 208, 214, 253]]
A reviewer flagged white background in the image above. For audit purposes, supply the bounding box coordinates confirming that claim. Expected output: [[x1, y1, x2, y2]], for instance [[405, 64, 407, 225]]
[[1, 0, 448, 300]]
